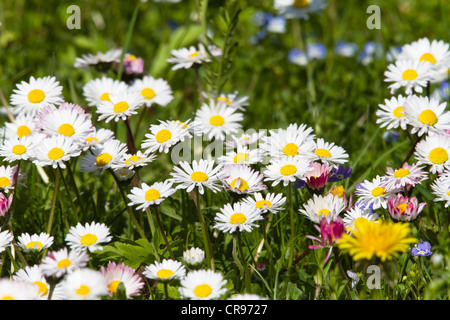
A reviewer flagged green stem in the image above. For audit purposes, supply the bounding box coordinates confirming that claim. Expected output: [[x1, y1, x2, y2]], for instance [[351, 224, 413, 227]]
[[194, 188, 214, 270], [287, 182, 295, 272], [153, 205, 175, 260], [145, 207, 160, 262], [59, 166, 79, 223], [66, 161, 84, 219], [8, 160, 22, 224], [237, 233, 252, 293], [124, 117, 137, 155], [109, 169, 148, 241], [46, 169, 61, 235]]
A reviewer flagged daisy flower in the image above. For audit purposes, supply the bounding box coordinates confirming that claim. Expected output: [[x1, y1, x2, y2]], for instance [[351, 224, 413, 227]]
[[143, 259, 186, 282], [260, 124, 316, 160], [337, 218, 417, 262], [131, 75, 174, 107], [17, 232, 54, 252], [121, 150, 157, 170], [376, 94, 409, 130], [0, 278, 41, 300], [414, 133, 450, 174], [121, 53, 145, 76], [242, 192, 286, 214], [167, 43, 222, 70], [263, 155, 313, 187], [354, 175, 397, 210], [74, 48, 122, 68], [114, 167, 135, 181], [0, 114, 40, 140], [219, 164, 267, 194], [387, 194, 426, 222], [213, 202, 263, 233], [141, 120, 190, 154], [9, 76, 64, 117], [0, 229, 14, 252], [60, 268, 108, 300], [65, 221, 112, 252], [403, 95, 450, 136], [13, 265, 50, 299], [398, 38, 450, 82], [225, 131, 266, 148], [342, 205, 379, 231], [170, 159, 224, 195], [299, 193, 346, 224], [431, 175, 450, 207], [127, 180, 177, 211], [83, 128, 115, 151], [274, 0, 326, 20], [96, 90, 143, 123], [0, 136, 37, 162], [218, 145, 264, 165], [31, 135, 81, 169], [384, 59, 433, 95], [310, 138, 349, 167], [41, 247, 90, 278], [300, 161, 332, 191], [79, 138, 128, 174], [101, 262, 145, 298], [0, 165, 25, 193], [183, 247, 205, 266], [82, 77, 128, 107], [381, 162, 427, 191], [194, 99, 244, 141], [178, 269, 227, 300], [35, 103, 95, 145], [203, 90, 250, 111]]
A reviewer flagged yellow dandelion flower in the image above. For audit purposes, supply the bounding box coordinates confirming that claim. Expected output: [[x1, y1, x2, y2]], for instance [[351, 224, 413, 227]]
[[337, 218, 417, 262]]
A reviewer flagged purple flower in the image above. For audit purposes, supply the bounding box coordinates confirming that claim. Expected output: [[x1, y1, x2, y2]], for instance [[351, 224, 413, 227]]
[[411, 241, 433, 257], [328, 165, 352, 182], [0, 193, 13, 217]]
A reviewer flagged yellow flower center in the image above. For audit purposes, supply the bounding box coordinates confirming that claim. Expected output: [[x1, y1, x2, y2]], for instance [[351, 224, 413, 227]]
[[12, 145, 26, 155], [280, 164, 297, 176], [429, 147, 449, 165], [80, 233, 98, 246], [420, 52, 436, 64], [394, 168, 410, 178], [141, 88, 156, 100], [33, 281, 48, 296], [108, 280, 122, 293], [57, 258, 72, 269], [283, 143, 299, 156], [330, 186, 345, 198], [76, 285, 90, 296], [1, 296, 15, 300], [402, 69, 418, 81], [26, 241, 43, 250], [209, 115, 225, 126], [217, 97, 232, 105], [113, 101, 129, 113], [255, 200, 272, 209], [58, 123, 75, 136], [191, 171, 208, 182], [371, 187, 385, 197], [16, 125, 31, 137], [156, 269, 175, 279], [127, 54, 137, 61], [396, 203, 408, 214], [315, 148, 331, 158], [194, 284, 212, 298], [125, 155, 142, 165], [189, 52, 200, 59], [145, 188, 161, 202], [393, 106, 405, 118], [418, 109, 438, 125], [229, 178, 249, 192], [230, 212, 247, 224], [233, 153, 248, 163], [318, 208, 330, 216], [156, 129, 172, 143], [86, 137, 98, 144], [27, 89, 46, 103], [100, 92, 111, 101], [48, 147, 64, 160], [96, 153, 112, 166], [0, 177, 11, 188], [292, 0, 310, 9]]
